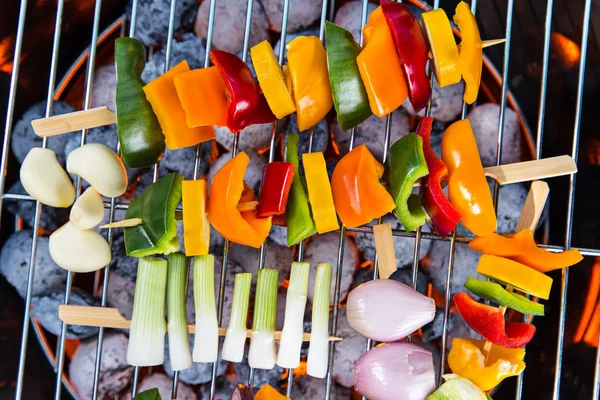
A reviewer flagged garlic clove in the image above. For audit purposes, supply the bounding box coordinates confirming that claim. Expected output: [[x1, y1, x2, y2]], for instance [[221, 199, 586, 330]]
[[70, 187, 105, 229], [66, 143, 128, 198], [20, 148, 75, 208], [49, 221, 112, 273]]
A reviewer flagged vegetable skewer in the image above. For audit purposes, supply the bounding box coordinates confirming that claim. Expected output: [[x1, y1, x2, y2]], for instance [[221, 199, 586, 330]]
[[248, 268, 279, 369], [307, 263, 333, 378], [166, 253, 192, 371], [221, 273, 252, 362], [192, 254, 219, 362]]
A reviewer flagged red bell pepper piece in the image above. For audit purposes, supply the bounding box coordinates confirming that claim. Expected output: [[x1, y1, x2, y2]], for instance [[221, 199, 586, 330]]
[[257, 162, 296, 218], [416, 117, 461, 237], [453, 292, 536, 348], [380, 0, 431, 112], [210, 50, 276, 133]]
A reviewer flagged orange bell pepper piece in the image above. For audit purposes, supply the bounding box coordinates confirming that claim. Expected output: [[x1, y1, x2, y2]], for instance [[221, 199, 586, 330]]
[[182, 179, 210, 256], [469, 229, 583, 272], [174, 66, 229, 128], [357, 6, 408, 117], [331, 144, 396, 228], [143, 60, 215, 149], [441, 119, 496, 237], [255, 384, 289, 400], [207, 152, 271, 248]]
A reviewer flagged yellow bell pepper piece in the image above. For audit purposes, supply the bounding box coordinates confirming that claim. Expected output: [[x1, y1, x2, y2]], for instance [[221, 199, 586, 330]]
[[422, 8, 461, 87], [182, 179, 210, 256], [302, 152, 339, 234], [143, 60, 215, 149], [251, 41, 296, 119], [476, 255, 552, 300], [448, 338, 525, 391], [255, 384, 290, 400], [286, 36, 333, 131], [454, 1, 482, 104]]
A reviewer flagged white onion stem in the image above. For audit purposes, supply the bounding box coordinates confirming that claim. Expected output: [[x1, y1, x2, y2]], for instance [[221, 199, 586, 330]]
[[248, 268, 278, 369], [166, 253, 192, 371], [307, 263, 332, 378], [193, 255, 219, 362], [222, 273, 252, 362]]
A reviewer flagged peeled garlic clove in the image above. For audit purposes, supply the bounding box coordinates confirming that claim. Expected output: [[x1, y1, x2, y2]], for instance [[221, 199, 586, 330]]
[[49, 222, 111, 272], [66, 143, 128, 198], [20, 148, 75, 207], [70, 187, 104, 229]]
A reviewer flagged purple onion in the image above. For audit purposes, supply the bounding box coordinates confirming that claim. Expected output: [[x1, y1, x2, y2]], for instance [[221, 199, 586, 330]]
[[346, 279, 435, 341], [354, 342, 436, 400], [230, 385, 254, 400]]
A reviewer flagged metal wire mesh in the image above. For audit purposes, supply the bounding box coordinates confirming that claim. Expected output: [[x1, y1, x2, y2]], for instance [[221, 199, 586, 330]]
[[1, 0, 598, 399]]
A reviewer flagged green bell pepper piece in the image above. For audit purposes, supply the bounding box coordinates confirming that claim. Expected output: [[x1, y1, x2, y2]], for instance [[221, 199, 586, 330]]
[[125, 172, 182, 257], [133, 389, 161, 400], [285, 133, 317, 246], [115, 38, 165, 168], [386, 132, 429, 231], [324, 21, 372, 131], [464, 277, 545, 316]]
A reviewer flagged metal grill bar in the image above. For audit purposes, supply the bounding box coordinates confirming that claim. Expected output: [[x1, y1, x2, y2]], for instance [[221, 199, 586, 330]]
[[554, 0, 592, 396]]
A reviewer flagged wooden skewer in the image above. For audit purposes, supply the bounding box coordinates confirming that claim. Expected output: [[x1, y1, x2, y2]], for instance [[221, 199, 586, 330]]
[[31, 106, 116, 137], [430, 38, 507, 59], [373, 223, 397, 279], [483, 155, 576, 185], [58, 305, 343, 342], [481, 180, 550, 359]]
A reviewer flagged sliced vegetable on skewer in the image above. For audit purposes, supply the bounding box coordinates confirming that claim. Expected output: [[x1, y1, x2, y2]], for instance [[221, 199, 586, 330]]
[[346, 279, 435, 342], [251, 40, 296, 119], [285, 36, 333, 131], [427, 374, 489, 400], [386, 133, 429, 232], [277, 262, 310, 369], [255, 384, 289, 400], [284, 133, 317, 246], [464, 277, 544, 316], [222, 273, 252, 362], [354, 342, 436, 400], [192, 254, 219, 362], [257, 162, 295, 218], [182, 179, 210, 256], [331, 144, 395, 228], [448, 338, 525, 391], [132, 388, 162, 400], [380, 0, 431, 112], [303, 152, 339, 234], [166, 253, 192, 371], [422, 8, 461, 87], [127, 257, 168, 366], [454, 1, 483, 104], [49, 221, 112, 272], [115, 37, 165, 168], [20, 148, 75, 207], [442, 119, 496, 237], [357, 6, 408, 117], [325, 21, 372, 131], [249, 268, 279, 369], [207, 152, 272, 248], [124, 172, 182, 257], [307, 263, 333, 378]]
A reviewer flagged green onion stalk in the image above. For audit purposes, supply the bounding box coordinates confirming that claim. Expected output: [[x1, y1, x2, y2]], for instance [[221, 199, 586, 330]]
[[307, 263, 333, 378], [192, 254, 219, 362], [248, 268, 279, 369], [127, 257, 168, 366], [222, 273, 252, 362], [166, 253, 192, 370]]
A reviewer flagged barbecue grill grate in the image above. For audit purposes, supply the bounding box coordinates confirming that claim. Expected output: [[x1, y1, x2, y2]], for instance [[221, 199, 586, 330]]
[[1, 0, 598, 399]]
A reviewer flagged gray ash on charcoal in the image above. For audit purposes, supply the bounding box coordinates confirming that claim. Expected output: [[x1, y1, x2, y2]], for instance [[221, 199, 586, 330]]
[[124, 373, 197, 400], [195, 0, 269, 54], [333, 0, 377, 43], [199, 376, 239, 400], [402, 80, 464, 123], [274, 28, 320, 62], [388, 267, 428, 295], [304, 232, 358, 304], [64, 125, 118, 159], [233, 347, 285, 390], [69, 332, 133, 400], [0, 230, 67, 298], [142, 33, 206, 82], [353, 215, 432, 270], [161, 141, 212, 180], [228, 240, 295, 286], [332, 110, 410, 161], [164, 335, 228, 385], [127, 0, 198, 47], [422, 307, 454, 343], [215, 123, 273, 152], [268, 224, 288, 247], [5, 181, 68, 231], [283, 114, 329, 155], [262, 0, 321, 33], [467, 103, 524, 167], [208, 150, 267, 193], [332, 307, 367, 388], [106, 272, 135, 321], [91, 63, 116, 111], [288, 375, 350, 400], [109, 231, 139, 281], [31, 288, 99, 339], [11, 100, 76, 165]]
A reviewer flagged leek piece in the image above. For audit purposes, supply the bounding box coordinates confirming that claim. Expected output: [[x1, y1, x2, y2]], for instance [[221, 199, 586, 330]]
[[277, 262, 310, 368], [248, 268, 279, 369], [426, 374, 489, 400], [127, 257, 168, 366], [222, 273, 252, 362], [307, 263, 333, 378], [166, 253, 192, 370], [192, 254, 219, 362]]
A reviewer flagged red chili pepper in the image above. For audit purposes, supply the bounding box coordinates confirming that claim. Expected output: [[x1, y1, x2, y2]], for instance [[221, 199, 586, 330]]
[[210, 50, 276, 133], [415, 117, 461, 237], [453, 292, 536, 348], [257, 162, 296, 218], [380, 0, 431, 112]]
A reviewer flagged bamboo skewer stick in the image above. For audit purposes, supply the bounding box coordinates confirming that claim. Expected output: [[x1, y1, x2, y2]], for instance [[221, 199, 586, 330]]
[[430, 38, 507, 59], [373, 223, 397, 279], [58, 305, 343, 342], [31, 106, 116, 137], [483, 155, 576, 185]]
